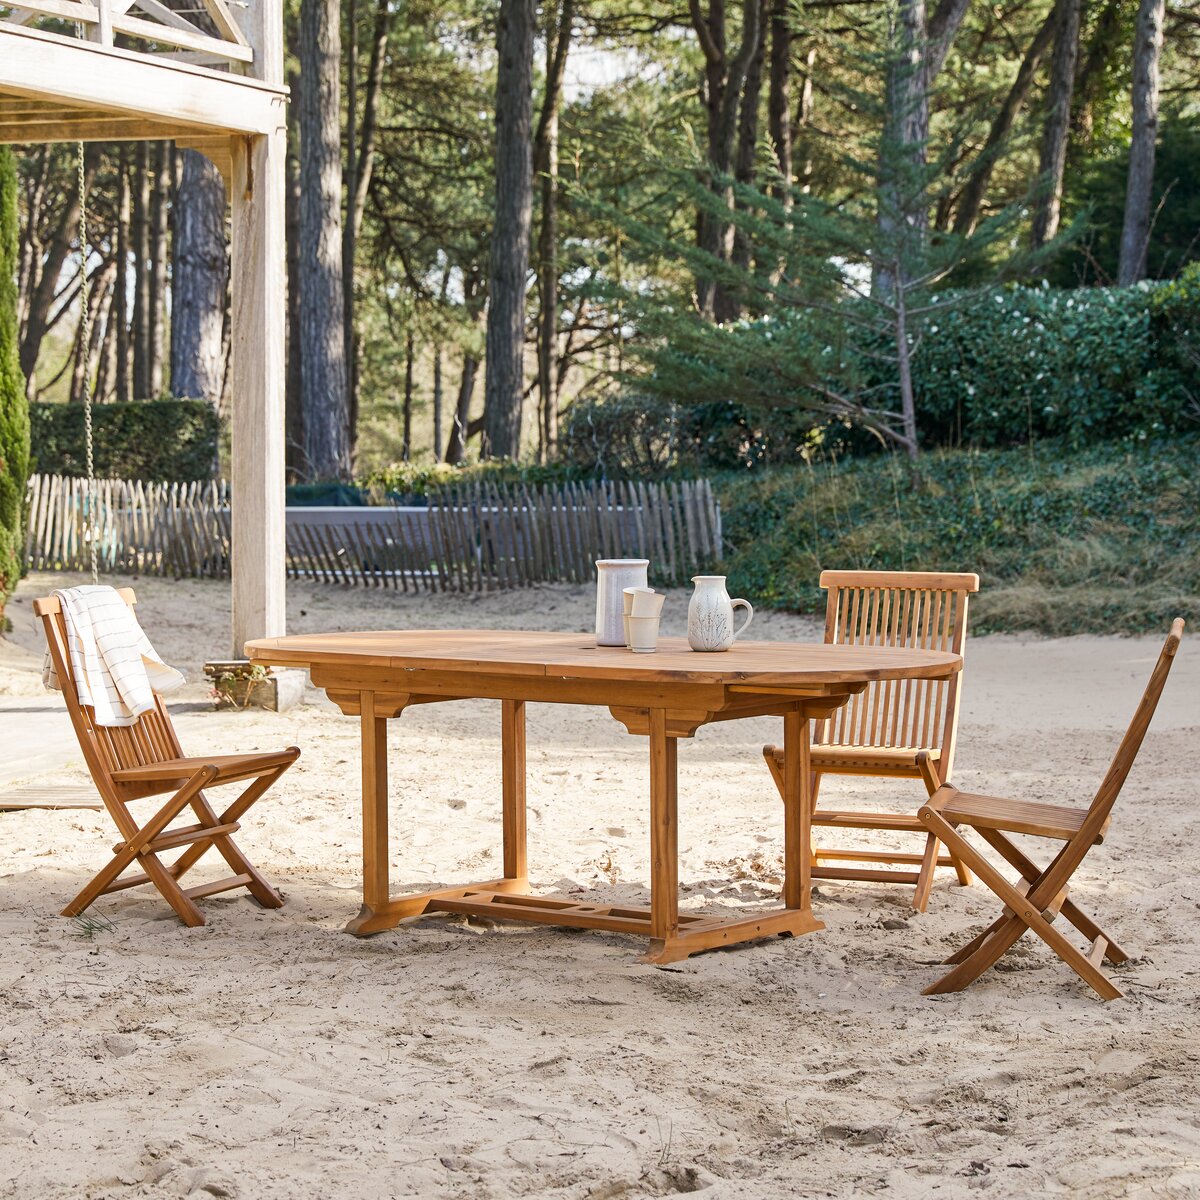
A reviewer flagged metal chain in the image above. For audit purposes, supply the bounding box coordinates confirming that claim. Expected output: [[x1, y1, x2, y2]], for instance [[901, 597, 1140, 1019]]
[[76, 137, 99, 584]]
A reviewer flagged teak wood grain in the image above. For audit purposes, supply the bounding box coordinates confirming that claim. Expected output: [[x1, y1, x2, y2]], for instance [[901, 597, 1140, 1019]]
[[248, 629, 960, 964]]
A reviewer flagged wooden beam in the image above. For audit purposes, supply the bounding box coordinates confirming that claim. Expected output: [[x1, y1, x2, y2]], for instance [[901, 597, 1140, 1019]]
[[229, 126, 287, 654], [176, 134, 233, 189], [0, 114, 187, 143], [0, 25, 285, 136]]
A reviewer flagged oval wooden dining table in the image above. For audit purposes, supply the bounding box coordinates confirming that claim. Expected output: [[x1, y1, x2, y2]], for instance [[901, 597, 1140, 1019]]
[[246, 631, 962, 964]]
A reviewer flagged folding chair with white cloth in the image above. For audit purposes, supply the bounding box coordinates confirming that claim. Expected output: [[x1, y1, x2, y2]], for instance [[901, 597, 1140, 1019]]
[[38, 585, 298, 926]]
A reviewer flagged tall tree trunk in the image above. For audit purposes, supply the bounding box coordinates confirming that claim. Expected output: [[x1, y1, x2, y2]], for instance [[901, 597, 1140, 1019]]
[[285, 50, 305, 479], [432, 340, 444, 462], [132, 142, 151, 399], [1118, 0, 1165, 284], [445, 352, 479, 465], [793, 46, 817, 192], [344, 0, 359, 441], [402, 330, 414, 462], [482, 0, 536, 460], [876, 0, 930, 296], [115, 149, 131, 402], [1031, 0, 1081, 249], [690, 0, 763, 320], [876, 0, 971, 292], [70, 255, 114, 405], [1070, 0, 1123, 143], [341, 0, 391, 451], [731, 0, 769, 281], [767, 0, 791, 198], [534, 0, 574, 463], [21, 149, 97, 399], [171, 150, 228, 407], [148, 141, 170, 396], [299, 0, 351, 479], [953, 6, 1057, 236], [95, 252, 118, 403]]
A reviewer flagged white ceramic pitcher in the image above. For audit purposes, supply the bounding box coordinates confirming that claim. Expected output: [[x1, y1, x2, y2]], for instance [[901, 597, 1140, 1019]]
[[687, 575, 753, 652], [595, 559, 649, 646]]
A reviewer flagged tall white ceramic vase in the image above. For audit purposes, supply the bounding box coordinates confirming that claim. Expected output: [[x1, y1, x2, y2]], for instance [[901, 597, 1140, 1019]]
[[595, 559, 649, 646], [687, 575, 753, 652]]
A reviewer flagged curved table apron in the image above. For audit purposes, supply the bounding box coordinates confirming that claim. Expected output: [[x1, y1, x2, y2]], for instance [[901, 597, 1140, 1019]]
[[246, 631, 962, 964]]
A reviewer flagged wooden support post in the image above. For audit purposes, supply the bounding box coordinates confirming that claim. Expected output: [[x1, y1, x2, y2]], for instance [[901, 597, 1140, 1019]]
[[648, 708, 679, 943], [227, 0, 285, 657], [229, 124, 287, 656], [783, 706, 811, 911], [501, 699, 528, 882]]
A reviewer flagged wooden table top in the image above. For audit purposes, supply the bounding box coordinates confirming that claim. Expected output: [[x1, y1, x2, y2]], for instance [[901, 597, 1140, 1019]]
[[246, 630, 962, 687]]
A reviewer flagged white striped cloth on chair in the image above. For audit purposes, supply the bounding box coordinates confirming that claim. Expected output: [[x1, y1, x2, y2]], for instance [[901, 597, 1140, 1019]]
[[42, 585, 185, 727]]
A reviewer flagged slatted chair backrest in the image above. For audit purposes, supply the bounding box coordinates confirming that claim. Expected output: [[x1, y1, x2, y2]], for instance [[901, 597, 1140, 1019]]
[[1085, 619, 1184, 840], [1024, 618, 1184, 914], [817, 570, 981, 776], [34, 589, 184, 813]]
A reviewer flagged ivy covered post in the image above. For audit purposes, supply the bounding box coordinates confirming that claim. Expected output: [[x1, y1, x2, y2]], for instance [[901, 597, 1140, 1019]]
[[0, 145, 30, 628]]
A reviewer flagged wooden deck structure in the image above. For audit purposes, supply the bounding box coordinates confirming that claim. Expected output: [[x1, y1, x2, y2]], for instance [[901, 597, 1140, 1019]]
[[0, 2, 287, 655]]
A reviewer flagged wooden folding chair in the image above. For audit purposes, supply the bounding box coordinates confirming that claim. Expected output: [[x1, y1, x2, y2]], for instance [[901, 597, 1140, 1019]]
[[35, 588, 299, 927], [764, 570, 980, 911], [917, 618, 1184, 1000]]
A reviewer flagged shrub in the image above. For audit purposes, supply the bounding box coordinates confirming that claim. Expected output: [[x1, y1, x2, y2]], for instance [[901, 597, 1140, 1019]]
[[29, 398, 218, 481], [0, 146, 29, 623], [909, 284, 1184, 448], [717, 437, 1200, 634]]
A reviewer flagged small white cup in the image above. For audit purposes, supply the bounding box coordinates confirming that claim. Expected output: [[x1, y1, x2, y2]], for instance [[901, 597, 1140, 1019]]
[[630, 590, 665, 619], [628, 615, 661, 654]]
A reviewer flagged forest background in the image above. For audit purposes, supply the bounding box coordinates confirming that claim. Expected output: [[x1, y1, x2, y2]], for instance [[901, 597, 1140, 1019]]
[[3, 0, 1199, 631]]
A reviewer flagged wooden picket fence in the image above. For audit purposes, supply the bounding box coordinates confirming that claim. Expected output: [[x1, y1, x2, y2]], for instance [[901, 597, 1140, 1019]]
[[23, 474, 722, 590], [24, 474, 231, 578]]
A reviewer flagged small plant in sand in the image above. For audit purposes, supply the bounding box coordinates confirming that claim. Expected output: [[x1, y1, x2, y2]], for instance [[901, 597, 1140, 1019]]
[[70, 913, 116, 940], [206, 661, 273, 710]]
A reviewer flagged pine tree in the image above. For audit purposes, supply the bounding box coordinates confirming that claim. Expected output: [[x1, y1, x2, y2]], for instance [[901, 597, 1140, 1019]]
[[0, 145, 30, 623], [599, 28, 1058, 464]]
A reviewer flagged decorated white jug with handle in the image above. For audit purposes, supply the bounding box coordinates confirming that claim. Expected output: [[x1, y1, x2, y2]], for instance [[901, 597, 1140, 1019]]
[[687, 576, 753, 652]]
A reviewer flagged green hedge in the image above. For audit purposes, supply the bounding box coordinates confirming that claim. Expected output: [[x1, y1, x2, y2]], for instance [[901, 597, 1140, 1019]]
[[0, 146, 29, 620], [910, 271, 1200, 449], [29, 398, 219, 481], [717, 436, 1200, 634]]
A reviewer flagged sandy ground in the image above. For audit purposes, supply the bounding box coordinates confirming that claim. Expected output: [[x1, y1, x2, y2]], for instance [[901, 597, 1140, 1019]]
[[1, 572, 1198, 1200]]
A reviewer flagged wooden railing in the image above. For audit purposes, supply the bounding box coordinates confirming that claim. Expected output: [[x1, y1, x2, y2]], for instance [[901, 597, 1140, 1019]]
[[0, 0, 253, 68], [23, 474, 722, 590]]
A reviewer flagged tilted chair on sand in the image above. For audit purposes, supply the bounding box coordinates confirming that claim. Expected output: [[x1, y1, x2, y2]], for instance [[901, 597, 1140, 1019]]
[[916, 618, 1184, 1000]]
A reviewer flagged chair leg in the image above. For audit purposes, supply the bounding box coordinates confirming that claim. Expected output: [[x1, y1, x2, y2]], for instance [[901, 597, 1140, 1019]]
[[171, 763, 293, 908], [911, 835, 940, 913], [63, 768, 218, 926], [764, 747, 820, 868], [977, 827, 1128, 965], [912, 753, 969, 902], [185, 789, 283, 909], [919, 810, 1123, 1000]]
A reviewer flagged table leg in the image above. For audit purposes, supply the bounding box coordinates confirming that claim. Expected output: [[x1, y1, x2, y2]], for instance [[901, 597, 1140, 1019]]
[[644, 707, 679, 959], [502, 699, 528, 884], [783, 706, 811, 912], [347, 690, 390, 935]]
